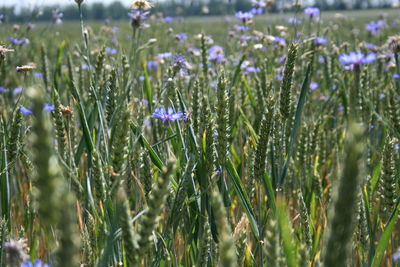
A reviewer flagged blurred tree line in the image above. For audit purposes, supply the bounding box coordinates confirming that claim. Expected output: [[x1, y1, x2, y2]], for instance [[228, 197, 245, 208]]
[[0, 0, 398, 23]]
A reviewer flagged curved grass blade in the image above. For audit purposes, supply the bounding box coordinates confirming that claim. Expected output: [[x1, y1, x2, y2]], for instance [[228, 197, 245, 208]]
[[371, 200, 400, 267], [226, 158, 260, 240]]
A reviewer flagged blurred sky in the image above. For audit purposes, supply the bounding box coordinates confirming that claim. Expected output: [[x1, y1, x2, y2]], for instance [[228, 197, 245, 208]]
[[1, 0, 133, 8]]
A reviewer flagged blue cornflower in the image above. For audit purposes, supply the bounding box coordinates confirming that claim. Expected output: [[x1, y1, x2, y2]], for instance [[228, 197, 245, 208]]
[[173, 54, 188, 72], [13, 87, 23, 94], [20, 106, 33, 116], [152, 107, 183, 123], [251, 7, 263, 15], [273, 36, 286, 46], [164, 16, 174, 23], [288, 17, 301, 24], [34, 72, 44, 79], [81, 64, 93, 70], [147, 60, 159, 71], [139, 75, 152, 81], [187, 47, 201, 56], [304, 7, 320, 18], [393, 73, 400, 80], [8, 37, 27, 46], [44, 103, 55, 112], [364, 42, 378, 50], [365, 21, 385, 35], [339, 52, 376, 68], [208, 45, 225, 63], [52, 9, 63, 24], [157, 52, 172, 59], [276, 74, 283, 81], [314, 36, 327, 45], [111, 26, 120, 33], [210, 80, 218, 90], [235, 11, 253, 22], [21, 259, 50, 267], [0, 86, 7, 93], [245, 66, 260, 74], [234, 25, 249, 31], [175, 32, 187, 41], [128, 9, 149, 28], [276, 55, 286, 64], [309, 82, 319, 90], [105, 47, 117, 54], [252, 0, 266, 8]]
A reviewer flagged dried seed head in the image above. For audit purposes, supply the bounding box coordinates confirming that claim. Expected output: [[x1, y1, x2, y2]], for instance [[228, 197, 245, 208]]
[[386, 35, 400, 54], [0, 46, 14, 55], [130, 0, 153, 10], [3, 238, 29, 265], [60, 105, 73, 116], [16, 64, 36, 72], [75, 0, 84, 5]]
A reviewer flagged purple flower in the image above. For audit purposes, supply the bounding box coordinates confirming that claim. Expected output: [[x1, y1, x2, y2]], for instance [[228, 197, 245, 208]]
[[365, 21, 385, 35], [187, 47, 201, 56], [8, 37, 29, 46], [8, 37, 21, 45], [128, 9, 149, 28], [364, 42, 378, 50], [111, 26, 120, 33], [318, 56, 325, 64], [309, 82, 319, 90], [276, 55, 286, 64], [34, 72, 44, 79], [44, 103, 55, 112], [147, 60, 159, 71], [173, 54, 188, 71], [208, 45, 225, 63], [236, 11, 253, 22], [20, 106, 33, 116], [234, 25, 249, 31], [152, 107, 183, 123], [339, 52, 376, 68], [13, 87, 23, 94], [81, 64, 93, 70], [251, 8, 263, 15], [273, 36, 286, 46], [0, 86, 7, 93], [252, 0, 266, 8], [276, 74, 283, 81], [393, 73, 400, 80], [21, 259, 50, 267], [105, 47, 117, 54], [245, 66, 260, 74], [314, 36, 327, 45], [175, 32, 187, 41], [288, 17, 301, 24], [157, 52, 172, 59], [52, 9, 63, 24], [139, 75, 152, 81], [304, 7, 320, 18], [210, 80, 218, 89], [164, 16, 174, 23]]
